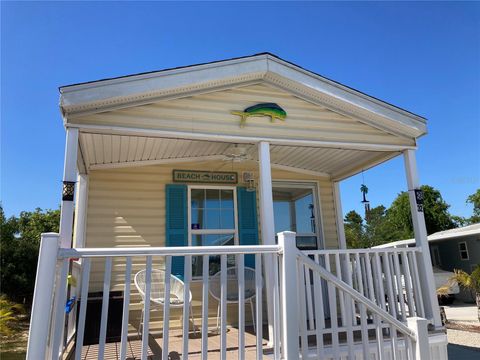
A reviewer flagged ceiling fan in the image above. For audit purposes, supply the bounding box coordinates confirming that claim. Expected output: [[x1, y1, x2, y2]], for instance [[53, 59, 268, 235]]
[[223, 144, 250, 162]]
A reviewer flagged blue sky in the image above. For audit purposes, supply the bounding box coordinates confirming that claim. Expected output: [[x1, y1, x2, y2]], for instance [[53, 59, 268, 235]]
[[2, 2, 479, 220]]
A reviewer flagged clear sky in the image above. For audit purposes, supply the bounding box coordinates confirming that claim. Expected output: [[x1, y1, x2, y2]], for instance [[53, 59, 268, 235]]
[[2, 1, 479, 220]]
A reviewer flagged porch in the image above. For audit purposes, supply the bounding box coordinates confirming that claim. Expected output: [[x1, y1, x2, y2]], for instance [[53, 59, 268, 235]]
[[31, 233, 446, 360], [27, 54, 446, 359]]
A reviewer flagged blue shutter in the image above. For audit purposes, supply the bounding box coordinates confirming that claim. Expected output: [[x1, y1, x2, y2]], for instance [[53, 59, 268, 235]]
[[237, 187, 259, 269], [166, 184, 187, 278]]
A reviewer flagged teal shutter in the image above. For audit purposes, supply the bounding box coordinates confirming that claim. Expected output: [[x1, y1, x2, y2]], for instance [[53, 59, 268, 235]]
[[237, 187, 259, 269], [166, 184, 188, 278]]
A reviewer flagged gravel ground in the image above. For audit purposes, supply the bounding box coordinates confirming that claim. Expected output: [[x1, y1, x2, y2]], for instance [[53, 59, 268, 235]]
[[447, 328, 480, 348]]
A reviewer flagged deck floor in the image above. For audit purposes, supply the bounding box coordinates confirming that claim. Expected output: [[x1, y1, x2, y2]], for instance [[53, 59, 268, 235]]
[[80, 326, 270, 360]]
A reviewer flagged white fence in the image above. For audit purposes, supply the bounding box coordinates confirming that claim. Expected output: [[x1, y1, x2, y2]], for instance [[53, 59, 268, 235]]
[[27, 232, 436, 360]]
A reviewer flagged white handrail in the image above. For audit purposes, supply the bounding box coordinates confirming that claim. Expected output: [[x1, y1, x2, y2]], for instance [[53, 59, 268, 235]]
[[58, 244, 281, 258], [298, 251, 416, 340], [304, 247, 422, 255]]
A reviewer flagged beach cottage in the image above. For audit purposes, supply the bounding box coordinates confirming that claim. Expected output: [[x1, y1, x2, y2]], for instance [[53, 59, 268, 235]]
[[27, 54, 447, 359]]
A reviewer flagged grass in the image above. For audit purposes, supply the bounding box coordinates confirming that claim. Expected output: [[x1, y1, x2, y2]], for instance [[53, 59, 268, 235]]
[[0, 297, 29, 359]]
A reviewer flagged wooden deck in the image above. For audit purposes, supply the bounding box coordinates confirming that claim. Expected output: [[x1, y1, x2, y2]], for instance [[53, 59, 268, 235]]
[[79, 326, 271, 360]]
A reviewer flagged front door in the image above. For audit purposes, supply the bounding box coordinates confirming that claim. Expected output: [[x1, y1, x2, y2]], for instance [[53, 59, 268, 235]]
[[272, 181, 323, 250]]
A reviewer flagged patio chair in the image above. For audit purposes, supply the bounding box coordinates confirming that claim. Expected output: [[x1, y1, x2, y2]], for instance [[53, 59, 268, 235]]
[[134, 269, 196, 335], [209, 266, 260, 332]]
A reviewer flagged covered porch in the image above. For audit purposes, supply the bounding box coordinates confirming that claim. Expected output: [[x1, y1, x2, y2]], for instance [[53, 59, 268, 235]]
[[27, 54, 445, 359]]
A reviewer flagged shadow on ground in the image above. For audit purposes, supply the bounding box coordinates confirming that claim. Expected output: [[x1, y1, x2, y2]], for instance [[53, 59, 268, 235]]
[[448, 343, 480, 360]]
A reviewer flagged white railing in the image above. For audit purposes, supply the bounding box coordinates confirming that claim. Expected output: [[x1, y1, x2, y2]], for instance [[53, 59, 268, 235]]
[[303, 247, 427, 325], [28, 232, 433, 360], [278, 232, 431, 360], [27, 233, 282, 360]]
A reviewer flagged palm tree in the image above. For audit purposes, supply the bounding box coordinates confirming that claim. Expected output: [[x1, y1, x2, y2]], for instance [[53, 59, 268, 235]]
[[449, 265, 480, 321], [360, 184, 369, 196]]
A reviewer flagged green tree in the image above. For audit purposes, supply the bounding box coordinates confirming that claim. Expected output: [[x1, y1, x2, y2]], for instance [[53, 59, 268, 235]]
[[386, 185, 455, 238], [466, 189, 480, 224], [344, 210, 364, 248], [364, 205, 400, 247], [0, 206, 60, 304]]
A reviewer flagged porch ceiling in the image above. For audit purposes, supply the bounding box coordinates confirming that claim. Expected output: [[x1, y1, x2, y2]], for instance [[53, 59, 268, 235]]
[[78, 132, 400, 181]]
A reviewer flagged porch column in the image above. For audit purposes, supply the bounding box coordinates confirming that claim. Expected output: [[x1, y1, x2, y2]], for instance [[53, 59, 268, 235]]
[[68, 173, 88, 340], [59, 128, 79, 248], [403, 149, 442, 328], [73, 173, 89, 248], [258, 141, 276, 345], [333, 181, 347, 249]]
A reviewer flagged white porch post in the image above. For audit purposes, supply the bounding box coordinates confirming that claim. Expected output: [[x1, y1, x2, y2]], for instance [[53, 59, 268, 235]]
[[403, 149, 442, 328], [67, 173, 89, 341], [59, 128, 79, 248], [258, 141, 276, 345], [73, 173, 89, 248], [333, 181, 347, 249]]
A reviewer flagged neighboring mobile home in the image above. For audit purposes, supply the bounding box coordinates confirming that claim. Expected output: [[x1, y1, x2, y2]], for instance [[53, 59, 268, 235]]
[[376, 223, 480, 302], [27, 54, 447, 359]]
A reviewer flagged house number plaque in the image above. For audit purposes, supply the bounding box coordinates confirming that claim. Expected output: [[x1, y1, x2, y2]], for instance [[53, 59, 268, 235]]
[[173, 170, 238, 184]]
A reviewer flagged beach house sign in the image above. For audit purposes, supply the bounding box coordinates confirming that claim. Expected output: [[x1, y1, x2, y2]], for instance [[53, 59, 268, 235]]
[[173, 170, 238, 184]]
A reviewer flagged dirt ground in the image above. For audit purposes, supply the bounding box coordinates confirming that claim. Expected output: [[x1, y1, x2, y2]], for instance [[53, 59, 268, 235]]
[[0, 318, 29, 359]]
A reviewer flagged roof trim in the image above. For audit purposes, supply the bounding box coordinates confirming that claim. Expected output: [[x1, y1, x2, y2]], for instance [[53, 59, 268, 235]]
[[59, 53, 427, 138]]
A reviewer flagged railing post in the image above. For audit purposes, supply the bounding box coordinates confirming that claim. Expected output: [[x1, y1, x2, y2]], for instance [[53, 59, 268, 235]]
[[26, 233, 60, 360], [278, 231, 299, 359], [407, 317, 431, 359]]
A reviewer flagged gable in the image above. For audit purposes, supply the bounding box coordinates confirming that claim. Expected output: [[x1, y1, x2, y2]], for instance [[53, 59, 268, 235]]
[[70, 84, 415, 147]]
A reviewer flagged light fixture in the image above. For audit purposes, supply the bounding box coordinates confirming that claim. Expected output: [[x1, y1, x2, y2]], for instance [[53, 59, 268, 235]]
[[62, 181, 75, 201], [242, 171, 256, 192]]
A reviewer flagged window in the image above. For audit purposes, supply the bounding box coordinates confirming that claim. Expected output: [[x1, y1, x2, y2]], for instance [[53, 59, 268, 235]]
[[458, 242, 469, 261], [189, 187, 237, 277], [431, 246, 441, 267], [272, 182, 322, 250]]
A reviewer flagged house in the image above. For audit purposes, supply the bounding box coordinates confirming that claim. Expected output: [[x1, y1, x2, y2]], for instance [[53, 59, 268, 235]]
[[375, 223, 480, 301], [27, 53, 447, 359]]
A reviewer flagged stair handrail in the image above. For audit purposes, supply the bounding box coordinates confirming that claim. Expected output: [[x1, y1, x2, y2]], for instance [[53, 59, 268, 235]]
[[297, 250, 416, 340]]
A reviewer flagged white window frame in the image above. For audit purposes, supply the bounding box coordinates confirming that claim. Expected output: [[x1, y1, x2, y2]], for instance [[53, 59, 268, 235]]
[[458, 241, 469, 261], [187, 185, 239, 247], [272, 180, 324, 250]]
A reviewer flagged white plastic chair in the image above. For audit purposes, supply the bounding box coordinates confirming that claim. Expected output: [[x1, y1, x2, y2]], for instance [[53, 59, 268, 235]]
[[134, 269, 196, 335], [209, 266, 260, 332]]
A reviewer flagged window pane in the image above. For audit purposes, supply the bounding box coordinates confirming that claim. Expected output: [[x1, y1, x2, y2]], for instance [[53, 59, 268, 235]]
[[191, 189, 205, 209], [191, 208, 204, 229], [205, 209, 221, 229], [459, 243, 467, 251], [192, 234, 235, 277], [206, 189, 220, 209], [220, 209, 235, 229], [295, 193, 315, 234], [220, 190, 234, 209], [273, 187, 316, 234], [273, 185, 319, 250]]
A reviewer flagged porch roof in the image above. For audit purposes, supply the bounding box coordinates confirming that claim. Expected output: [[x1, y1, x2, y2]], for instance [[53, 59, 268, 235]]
[[77, 133, 400, 181], [62, 54, 428, 180]]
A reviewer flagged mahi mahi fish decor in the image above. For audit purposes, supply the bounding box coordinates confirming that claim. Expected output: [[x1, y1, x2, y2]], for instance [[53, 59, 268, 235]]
[[231, 103, 287, 128]]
